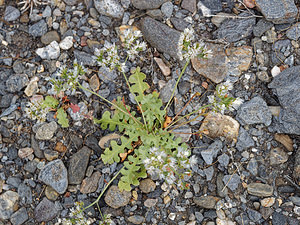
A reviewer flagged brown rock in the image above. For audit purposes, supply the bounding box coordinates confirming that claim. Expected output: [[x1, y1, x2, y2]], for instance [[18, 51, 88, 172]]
[[199, 112, 240, 142], [44, 149, 59, 161], [139, 178, 156, 193], [193, 196, 217, 209], [89, 74, 100, 91], [154, 57, 171, 76], [24, 77, 39, 97], [18, 147, 34, 159], [104, 185, 131, 209], [191, 43, 228, 83], [225, 46, 253, 74], [80, 171, 101, 194], [260, 197, 275, 207], [274, 134, 294, 151], [41, 31, 60, 45], [45, 186, 59, 201], [181, 0, 196, 12], [269, 147, 289, 165], [54, 142, 67, 153], [98, 133, 121, 149]]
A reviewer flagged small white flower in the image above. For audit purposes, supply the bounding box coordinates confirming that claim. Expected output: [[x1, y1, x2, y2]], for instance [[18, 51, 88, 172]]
[[189, 155, 198, 166], [231, 97, 244, 110]]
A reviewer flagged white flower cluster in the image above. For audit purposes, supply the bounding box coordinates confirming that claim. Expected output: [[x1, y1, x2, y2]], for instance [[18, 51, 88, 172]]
[[25, 98, 50, 123], [48, 63, 86, 96], [177, 28, 212, 61], [95, 42, 126, 72], [207, 80, 244, 114], [94, 29, 146, 72], [122, 29, 147, 60], [143, 146, 197, 189], [55, 202, 96, 225]]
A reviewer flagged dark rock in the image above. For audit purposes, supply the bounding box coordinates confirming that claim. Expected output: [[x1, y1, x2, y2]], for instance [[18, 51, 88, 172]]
[[160, 79, 177, 103], [170, 17, 189, 32], [215, 12, 256, 43], [0, 93, 13, 108], [41, 31, 60, 45], [4, 6, 20, 22], [0, 104, 17, 118], [271, 39, 292, 65], [68, 146, 92, 184], [80, 171, 101, 194], [10, 207, 28, 225], [236, 96, 272, 126], [255, 0, 298, 24], [247, 208, 262, 223], [7, 146, 18, 160], [24, 160, 38, 173], [104, 185, 131, 209], [140, 17, 181, 59], [6, 177, 22, 188], [253, 19, 274, 37], [278, 185, 295, 193], [74, 50, 97, 66], [38, 159, 68, 194], [146, 9, 163, 20], [293, 148, 300, 180], [132, 0, 167, 9], [31, 135, 44, 158], [34, 197, 58, 222], [272, 212, 287, 225], [18, 183, 32, 204], [247, 158, 258, 176], [28, 20, 48, 37], [6, 74, 29, 93], [268, 66, 300, 134], [204, 210, 217, 220], [85, 135, 102, 152], [236, 127, 255, 151]]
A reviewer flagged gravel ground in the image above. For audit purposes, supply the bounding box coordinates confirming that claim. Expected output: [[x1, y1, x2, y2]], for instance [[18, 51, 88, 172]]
[[0, 0, 300, 224]]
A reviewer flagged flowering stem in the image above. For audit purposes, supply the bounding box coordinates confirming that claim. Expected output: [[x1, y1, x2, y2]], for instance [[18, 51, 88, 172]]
[[82, 166, 123, 212], [78, 83, 143, 126], [164, 58, 190, 112]]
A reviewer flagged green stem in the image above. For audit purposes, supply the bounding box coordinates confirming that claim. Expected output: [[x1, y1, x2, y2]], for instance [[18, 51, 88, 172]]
[[82, 166, 123, 211], [165, 103, 212, 130], [120, 56, 148, 130], [164, 58, 190, 112], [78, 83, 143, 126]]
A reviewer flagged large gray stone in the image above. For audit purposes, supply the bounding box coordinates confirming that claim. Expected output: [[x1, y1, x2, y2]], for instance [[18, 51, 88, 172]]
[[268, 66, 300, 134], [236, 127, 255, 151], [6, 74, 29, 93], [34, 198, 58, 222], [4, 6, 20, 22], [255, 0, 298, 24], [38, 159, 68, 194], [140, 17, 181, 59], [104, 185, 131, 209], [132, 0, 167, 9], [10, 207, 28, 225], [74, 50, 97, 66], [215, 12, 256, 43], [35, 121, 58, 140], [236, 96, 272, 126], [94, 0, 124, 19], [201, 140, 222, 165], [68, 146, 92, 184], [29, 20, 48, 37], [0, 191, 19, 220]]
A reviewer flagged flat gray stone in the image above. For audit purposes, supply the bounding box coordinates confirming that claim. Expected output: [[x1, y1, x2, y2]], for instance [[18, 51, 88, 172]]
[[94, 0, 124, 19], [253, 19, 274, 37], [201, 140, 222, 165], [132, 0, 167, 9], [236, 96, 272, 126], [236, 127, 255, 151], [286, 23, 300, 41], [10, 208, 28, 225], [35, 121, 58, 140], [4, 6, 20, 22], [34, 197, 58, 222], [223, 174, 241, 191], [140, 17, 181, 59], [38, 159, 68, 194], [268, 66, 300, 134], [215, 12, 256, 43], [193, 196, 217, 209], [68, 146, 92, 184], [255, 0, 298, 24], [74, 50, 97, 66]]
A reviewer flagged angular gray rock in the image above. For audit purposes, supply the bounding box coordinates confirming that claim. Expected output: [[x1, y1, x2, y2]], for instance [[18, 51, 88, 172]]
[[255, 0, 298, 24], [94, 0, 124, 19], [140, 17, 181, 59], [236, 127, 255, 151], [38, 159, 68, 194], [253, 19, 273, 37], [35, 41, 60, 60], [0, 191, 19, 220], [74, 50, 97, 66], [28, 20, 48, 37], [6, 74, 29, 93], [236, 96, 272, 126], [68, 146, 92, 184], [215, 12, 256, 43], [10, 207, 28, 225], [268, 66, 300, 134], [286, 23, 300, 41], [4, 6, 20, 22], [201, 140, 222, 165], [34, 197, 58, 222], [223, 174, 241, 191], [132, 0, 167, 9]]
